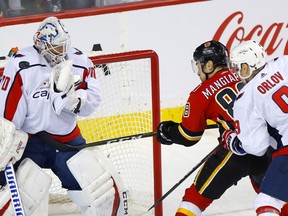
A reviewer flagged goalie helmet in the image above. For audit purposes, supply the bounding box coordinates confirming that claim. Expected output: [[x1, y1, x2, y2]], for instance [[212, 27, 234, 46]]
[[193, 40, 229, 72], [33, 16, 71, 66], [230, 40, 266, 79]]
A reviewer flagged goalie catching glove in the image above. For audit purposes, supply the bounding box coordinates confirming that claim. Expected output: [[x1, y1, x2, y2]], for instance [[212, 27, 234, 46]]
[[221, 129, 247, 156], [0, 118, 28, 171], [50, 60, 87, 115]]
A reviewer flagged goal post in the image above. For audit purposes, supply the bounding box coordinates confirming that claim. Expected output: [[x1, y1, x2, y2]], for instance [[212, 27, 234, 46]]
[[85, 50, 163, 216], [0, 49, 163, 215]]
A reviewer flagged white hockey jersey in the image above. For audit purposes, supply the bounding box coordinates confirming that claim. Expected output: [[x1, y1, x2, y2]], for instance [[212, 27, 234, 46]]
[[233, 56, 288, 156], [0, 46, 102, 139]]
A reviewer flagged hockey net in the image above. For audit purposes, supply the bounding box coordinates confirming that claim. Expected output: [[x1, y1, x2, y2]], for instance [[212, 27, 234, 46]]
[[0, 49, 162, 215]]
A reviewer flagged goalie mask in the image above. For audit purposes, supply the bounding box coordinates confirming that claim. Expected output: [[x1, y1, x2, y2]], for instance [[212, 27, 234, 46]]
[[33, 16, 71, 66], [192, 40, 229, 75], [230, 40, 266, 80]]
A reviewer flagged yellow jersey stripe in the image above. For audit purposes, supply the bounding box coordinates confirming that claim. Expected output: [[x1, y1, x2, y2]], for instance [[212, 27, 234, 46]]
[[199, 151, 233, 193], [177, 207, 197, 216], [217, 117, 230, 130], [178, 125, 201, 141]]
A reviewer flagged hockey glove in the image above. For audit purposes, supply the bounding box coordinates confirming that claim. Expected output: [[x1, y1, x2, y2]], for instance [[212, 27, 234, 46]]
[[221, 130, 247, 156], [157, 121, 176, 145], [50, 61, 86, 115]]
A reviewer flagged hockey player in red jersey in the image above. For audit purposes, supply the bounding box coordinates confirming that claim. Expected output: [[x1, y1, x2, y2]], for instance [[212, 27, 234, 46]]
[[157, 40, 272, 215], [223, 40, 288, 216], [0, 16, 127, 215]]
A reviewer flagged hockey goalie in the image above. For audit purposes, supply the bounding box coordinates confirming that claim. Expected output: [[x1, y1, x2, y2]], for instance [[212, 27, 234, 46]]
[[0, 16, 128, 216], [0, 117, 128, 215], [0, 117, 52, 216]]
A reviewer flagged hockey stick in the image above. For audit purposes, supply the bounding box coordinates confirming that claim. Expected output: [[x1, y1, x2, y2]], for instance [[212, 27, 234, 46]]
[[5, 162, 25, 216], [146, 143, 222, 213], [36, 131, 157, 151]]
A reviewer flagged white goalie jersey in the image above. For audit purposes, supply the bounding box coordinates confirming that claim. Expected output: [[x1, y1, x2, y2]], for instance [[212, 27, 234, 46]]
[[233, 56, 288, 156], [0, 46, 102, 136]]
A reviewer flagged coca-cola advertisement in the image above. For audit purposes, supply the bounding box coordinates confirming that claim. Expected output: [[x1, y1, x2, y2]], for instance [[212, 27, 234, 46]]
[[213, 11, 288, 56]]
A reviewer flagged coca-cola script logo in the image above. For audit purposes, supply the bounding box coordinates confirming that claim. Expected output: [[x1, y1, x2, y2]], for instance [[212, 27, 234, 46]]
[[213, 11, 288, 56]]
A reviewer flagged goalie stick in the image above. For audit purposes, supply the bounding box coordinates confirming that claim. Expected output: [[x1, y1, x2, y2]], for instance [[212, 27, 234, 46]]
[[36, 131, 157, 151], [146, 143, 222, 213], [36, 124, 217, 151], [5, 162, 25, 216]]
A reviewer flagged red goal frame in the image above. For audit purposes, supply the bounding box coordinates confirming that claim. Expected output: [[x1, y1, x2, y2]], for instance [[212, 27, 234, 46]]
[[89, 50, 162, 215]]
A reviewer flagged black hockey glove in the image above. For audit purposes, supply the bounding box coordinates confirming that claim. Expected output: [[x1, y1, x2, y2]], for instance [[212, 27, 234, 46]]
[[156, 121, 176, 145]]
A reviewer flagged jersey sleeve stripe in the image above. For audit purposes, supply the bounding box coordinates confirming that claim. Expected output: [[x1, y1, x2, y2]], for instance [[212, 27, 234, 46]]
[[178, 124, 202, 141], [4, 72, 23, 121]]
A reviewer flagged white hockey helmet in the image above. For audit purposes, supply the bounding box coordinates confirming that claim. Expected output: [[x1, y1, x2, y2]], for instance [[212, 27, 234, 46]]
[[230, 40, 266, 79], [33, 16, 71, 66]]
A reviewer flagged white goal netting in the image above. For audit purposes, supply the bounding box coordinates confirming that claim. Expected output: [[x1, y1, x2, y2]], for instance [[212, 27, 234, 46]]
[[45, 50, 162, 216]]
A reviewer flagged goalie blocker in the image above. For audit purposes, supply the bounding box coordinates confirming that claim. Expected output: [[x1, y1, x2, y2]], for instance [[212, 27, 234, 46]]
[[67, 147, 128, 216]]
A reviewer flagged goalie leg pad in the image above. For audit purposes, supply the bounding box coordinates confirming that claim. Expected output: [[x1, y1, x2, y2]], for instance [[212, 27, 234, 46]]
[[0, 158, 52, 216], [0, 186, 13, 216], [67, 147, 128, 215], [16, 158, 52, 215], [90, 171, 115, 206]]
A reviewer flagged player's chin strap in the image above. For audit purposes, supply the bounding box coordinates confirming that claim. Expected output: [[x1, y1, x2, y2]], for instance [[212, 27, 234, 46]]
[[203, 67, 216, 80], [205, 72, 210, 81]]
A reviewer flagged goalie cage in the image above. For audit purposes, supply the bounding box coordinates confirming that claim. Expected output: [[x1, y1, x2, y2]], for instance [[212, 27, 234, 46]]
[[0, 49, 163, 216]]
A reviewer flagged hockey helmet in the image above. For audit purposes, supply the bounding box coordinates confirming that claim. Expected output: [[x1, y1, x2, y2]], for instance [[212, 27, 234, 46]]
[[230, 40, 266, 79], [33, 16, 71, 66], [193, 40, 229, 71]]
